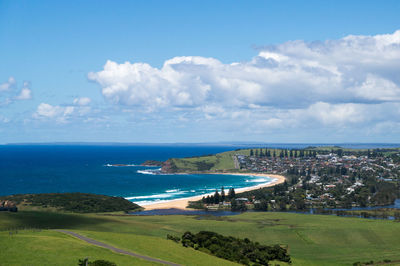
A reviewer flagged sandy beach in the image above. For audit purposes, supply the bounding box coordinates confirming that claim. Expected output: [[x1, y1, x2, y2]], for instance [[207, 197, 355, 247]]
[[143, 173, 286, 210]]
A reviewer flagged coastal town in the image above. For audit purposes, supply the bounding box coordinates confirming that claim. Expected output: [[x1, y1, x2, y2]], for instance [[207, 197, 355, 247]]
[[194, 148, 400, 211]]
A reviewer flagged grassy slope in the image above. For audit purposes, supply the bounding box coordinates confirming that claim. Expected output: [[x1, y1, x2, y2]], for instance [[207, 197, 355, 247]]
[[170, 148, 261, 172], [170, 151, 236, 172], [2, 211, 400, 265], [0, 230, 157, 266]]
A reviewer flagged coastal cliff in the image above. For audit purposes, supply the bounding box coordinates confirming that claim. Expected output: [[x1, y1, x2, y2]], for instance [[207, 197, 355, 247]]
[[141, 160, 163, 167], [161, 159, 178, 173]]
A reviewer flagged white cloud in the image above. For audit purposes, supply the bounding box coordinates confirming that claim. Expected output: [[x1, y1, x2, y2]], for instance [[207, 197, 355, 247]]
[[73, 97, 91, 106], [33, 99, 92, 123], [0, 77, 16, 91], [84, 30, 400, 138], [1, 78, 32, 104], [34, 103, 68, 118], [89, 30, 400, 112], [15, 81, 32, 100]]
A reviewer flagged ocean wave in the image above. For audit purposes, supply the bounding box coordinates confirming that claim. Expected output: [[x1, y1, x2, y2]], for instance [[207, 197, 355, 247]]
[[104, 163, 138, 167], [245, 178, 270, 183], [165, 189, 179, 193], [137, 168, 161, 175], [125, 191, 187, 200], [132, 199, 172, 206]]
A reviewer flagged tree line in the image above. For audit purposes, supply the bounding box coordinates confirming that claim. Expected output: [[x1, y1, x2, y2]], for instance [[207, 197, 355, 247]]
[[248, 148, 317, 158]]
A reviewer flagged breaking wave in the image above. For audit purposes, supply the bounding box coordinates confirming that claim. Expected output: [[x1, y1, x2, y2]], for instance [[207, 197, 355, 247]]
[[104, 163, 138, 167], [245, 178, 270, 183], [137, 168, 162, 175]]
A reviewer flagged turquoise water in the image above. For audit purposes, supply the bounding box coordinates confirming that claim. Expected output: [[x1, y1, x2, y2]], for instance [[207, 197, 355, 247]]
[[0, 144, 273, 205]]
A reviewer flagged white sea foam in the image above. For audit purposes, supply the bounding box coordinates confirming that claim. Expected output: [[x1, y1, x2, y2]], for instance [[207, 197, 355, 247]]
[[165, 189, 179, 193], [137, 168, 161, 175], [245, 178, 269, 183], [133, 199, 172, 206], [104, 163, 138, 167], [137, 170, 156, 175], [125, 191, 187, 200]]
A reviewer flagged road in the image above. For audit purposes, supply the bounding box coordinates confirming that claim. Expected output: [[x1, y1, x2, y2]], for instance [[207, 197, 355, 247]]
[[55, 229, 181, 266]]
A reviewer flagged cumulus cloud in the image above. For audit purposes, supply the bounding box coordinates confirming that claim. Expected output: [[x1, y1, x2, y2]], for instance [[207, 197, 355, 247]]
[[0, 77, 16, 91], [33, 98, 92, 123], [87, 30, 400, 134], [15, 82, 32, 100], [89, 30, 400, 110], [1, 77, 32, 104]]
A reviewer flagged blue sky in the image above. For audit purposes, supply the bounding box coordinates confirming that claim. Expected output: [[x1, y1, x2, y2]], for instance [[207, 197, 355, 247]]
[[1, 0, 400, 143]]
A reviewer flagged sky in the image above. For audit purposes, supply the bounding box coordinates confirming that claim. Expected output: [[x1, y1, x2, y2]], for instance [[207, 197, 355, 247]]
[[1, 0, 400, 144]]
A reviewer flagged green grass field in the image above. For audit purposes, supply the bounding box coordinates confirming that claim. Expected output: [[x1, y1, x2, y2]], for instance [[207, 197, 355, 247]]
[[2, 210, 400, 265], [0, 230, 157, 265], [170, 150, 237, 172]]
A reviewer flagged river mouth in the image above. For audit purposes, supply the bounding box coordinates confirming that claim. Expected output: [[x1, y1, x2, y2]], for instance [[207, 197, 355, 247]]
[[129, 208, 242, 216]]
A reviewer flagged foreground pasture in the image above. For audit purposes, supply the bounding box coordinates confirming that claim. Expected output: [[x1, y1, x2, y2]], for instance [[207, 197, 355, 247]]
[[1, 210, 400, 265]]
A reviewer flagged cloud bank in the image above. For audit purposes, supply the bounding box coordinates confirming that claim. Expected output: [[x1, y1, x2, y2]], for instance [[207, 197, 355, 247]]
[[87, 30, 400, 136]]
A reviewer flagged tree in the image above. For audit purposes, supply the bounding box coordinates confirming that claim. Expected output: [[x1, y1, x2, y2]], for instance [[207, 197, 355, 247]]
[[255, 149, 259, 157], [214, 189, 220, 204], [283, 180, 288, 190], [289, 150, 293, 158], [254, 199, 269, 211], [273, 150, 276, 158], [221, 186, 226, 202], [250, 149, 254, 156], [228, 188, 236, 199], [78, 258, 89, 266]]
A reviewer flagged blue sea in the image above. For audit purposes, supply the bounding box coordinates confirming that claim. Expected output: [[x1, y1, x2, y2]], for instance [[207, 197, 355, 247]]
[[1, 144, 399, 206]]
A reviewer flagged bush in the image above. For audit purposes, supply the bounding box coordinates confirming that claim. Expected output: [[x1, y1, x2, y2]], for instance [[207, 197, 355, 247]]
[[89, 260, 116, 266], [177, 231, 291, 265], [78, 258, 116, 266]]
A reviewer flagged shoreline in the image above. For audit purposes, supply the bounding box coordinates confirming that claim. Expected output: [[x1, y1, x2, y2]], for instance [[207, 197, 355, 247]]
[[141, 173, 286, 210]]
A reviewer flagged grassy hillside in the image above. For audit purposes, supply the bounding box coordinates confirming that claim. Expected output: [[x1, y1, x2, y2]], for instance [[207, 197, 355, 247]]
[[165, 149, 258, 173], [0, 230, 156, 266], [0, 193, 141, 213], [2, 210, 400, 265]]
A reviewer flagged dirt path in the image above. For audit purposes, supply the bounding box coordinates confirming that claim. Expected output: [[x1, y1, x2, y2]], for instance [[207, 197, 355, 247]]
[[55, 229, 181, 266]]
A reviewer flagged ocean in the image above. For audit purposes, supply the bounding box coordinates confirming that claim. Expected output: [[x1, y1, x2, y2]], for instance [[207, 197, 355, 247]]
[[1, 144, 398, 206]]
